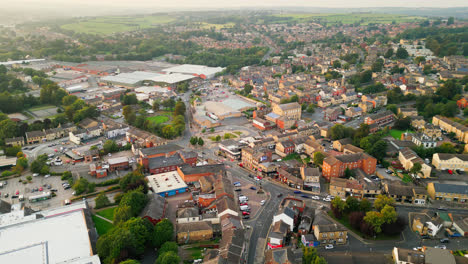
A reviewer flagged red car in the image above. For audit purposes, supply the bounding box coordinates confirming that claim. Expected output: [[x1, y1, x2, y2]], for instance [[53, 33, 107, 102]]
[[257, 176, 263, 180], [240, 202, 248, 206], [242, 211, 250, 216], [15, 190, 19, 195], [448, 170, 453, 175], [39, 187, 43, 191]]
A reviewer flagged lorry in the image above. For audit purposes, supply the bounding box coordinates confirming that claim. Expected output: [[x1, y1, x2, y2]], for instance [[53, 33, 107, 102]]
[[240, 205, 250, 211]]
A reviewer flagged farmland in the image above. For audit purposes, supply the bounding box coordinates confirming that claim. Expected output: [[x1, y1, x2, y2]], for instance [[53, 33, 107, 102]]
[[271, 13, 423, 25], [61, 15, 176, 34]]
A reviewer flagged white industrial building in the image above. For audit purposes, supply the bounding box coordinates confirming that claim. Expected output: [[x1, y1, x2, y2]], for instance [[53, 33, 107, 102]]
[[162, 64, 225, 79], [0, 201, 100, 264]]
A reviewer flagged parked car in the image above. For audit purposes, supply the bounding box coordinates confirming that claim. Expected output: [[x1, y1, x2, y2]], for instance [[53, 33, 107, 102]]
[[312, 196, 320, 200], [4, 193, 8, 198], [294, 190, 302, 194], [240, 202, 248, 206], [260, 200, 266, 206], [301, 195, 311, 199], [386, 170, 393, 174], [440, 238, 450, 243], [325, 244, 334, 250], [45, 174, 50, 178], [15, 190, 19, 195], [242, 211, 250, 216], [323, 197, 331, 202], [33, 173, 39, 177], [421, 235, 430, 239], [250, 187, 257, 190], [51, 189, 58, 192], [277, 193, 283, 198], [242, 215, 250, 219], [435, 245, 447, 249], [448, 170, 453, 175]]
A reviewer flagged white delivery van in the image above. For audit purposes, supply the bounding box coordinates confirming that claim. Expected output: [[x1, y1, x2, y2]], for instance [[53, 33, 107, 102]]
[[240, 205, 250, 211]]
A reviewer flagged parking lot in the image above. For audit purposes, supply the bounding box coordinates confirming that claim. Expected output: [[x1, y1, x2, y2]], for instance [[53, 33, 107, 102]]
[[0, 175, 74, 211], [232, 174, 268, 220]]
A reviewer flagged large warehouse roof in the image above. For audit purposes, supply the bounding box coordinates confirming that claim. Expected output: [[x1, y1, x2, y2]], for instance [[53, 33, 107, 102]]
[[162, 64, 224, 77], [151, 73, 195, 84], [101, 71, 162, 85], [0, 201, 100, 264]]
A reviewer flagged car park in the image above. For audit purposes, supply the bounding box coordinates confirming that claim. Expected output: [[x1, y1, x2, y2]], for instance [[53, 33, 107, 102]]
[[325, 244, 334, 250]]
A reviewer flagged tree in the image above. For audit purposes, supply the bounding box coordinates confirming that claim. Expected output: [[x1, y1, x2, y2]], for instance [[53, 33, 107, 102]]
[[122, 94, 138, 105], [152, 101, 160, 111], [381, 204, 397, 224], [155, 251, 180, 264], [152, 219, 174, 248], [26, 175, 32, 182], [113, 205, 133, 225], [306, 104, 315, 113], [62, 95, 78, 106], [119, 188, 148, 217], [386, 104, 398, 114], [123, 105, 136, 124], [329, 124, 354, 140], [364, 211, 385, 234], [410, 162, 422, 175], [174, 101, 186, 116], [384, 48, 394, 58], [158, 242, 178, 256], [103, 140, 118, 154], [120, 260, 140, 264], [374, 194, 395, 211], [190, 137, 198, 145], [344, 168, 355, 179], [371, 58, 384, 72], [121, 217, 153, 256], [197, 137, 204, 146], [313, 152, 325, 166], [95, 192, 111, 209], [119, 172, 147, 193], [345, 196, 360, 213], [394, 116, 412, 130], [359, 198, 372, 212], [72, 178, 89, 195], [396, 47, 409, 59], [349, 211, 365, 230], [333, 60, 341, 68], [331, 196, 347, 218], [16, 157, 28, 169]]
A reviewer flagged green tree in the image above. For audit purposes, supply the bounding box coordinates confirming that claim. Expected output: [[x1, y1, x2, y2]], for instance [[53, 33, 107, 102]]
[[374, 194, 395, 211], [103, 140, 118, 154], [333, 60, 341, 68], [119, 172, 147, 193], [62, 95, 78, 106], [344, 168, 355, 179], [120, 260, 140, 264], [447, 17, 455, 25], [152, 219, 174, 248], [158, 241, 178, 256], [95, 192, 111, 209], [26, 175, 32, 182], [364, 211, 385, 234], [119, 188, 148, 216], [331, 197, 347, 214], [386, 104, 398, 114], [381, 204, 397, 224], [359, 198, 372, 212], [113, 205, 133, 225], [174, 101, 186, 116], [198, 137, 204, 146], [72, 178, 89, 195], [16, 157, 28, 169], [345, 196, 360, 213], [152, 101, 160, 111], [120, 217, 153, 255], [410, 162, 422, 175], [155, 251, 180, 264], [384, 48, 394, 58], [313, 152, 325, 166], [190, 137, 198, 145], [396, 47, 409, 59]]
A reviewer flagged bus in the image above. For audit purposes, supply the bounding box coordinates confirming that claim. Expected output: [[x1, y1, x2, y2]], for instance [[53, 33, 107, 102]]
[[29, 192, 51, 203]]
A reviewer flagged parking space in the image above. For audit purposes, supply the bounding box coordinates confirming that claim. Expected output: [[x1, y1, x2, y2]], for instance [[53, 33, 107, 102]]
[[232, 175, 268, 219], [0, 175, 74, 211]]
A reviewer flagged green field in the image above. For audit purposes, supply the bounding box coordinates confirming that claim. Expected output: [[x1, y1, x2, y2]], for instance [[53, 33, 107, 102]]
[[96, 207, 116, 221], [272, 13, 423, 25], [198, 22, 235, 29], [146, 115, 169, 124], [61, 15, 176, 34], [389, 129, 413, 140], [92, 215, 113, 235]]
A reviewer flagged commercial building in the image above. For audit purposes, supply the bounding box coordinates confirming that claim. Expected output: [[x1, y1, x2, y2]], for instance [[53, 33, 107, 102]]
[[218, 140, 246, 160], [146, 171, 188, 197], [162, 64, 225, 79], [25, 130, 46, 144], [432, 153, 468, 171], [0, 201, 100, 264], [100, 71, 162, 88], [272, 102, 302, 120], [432, 115, 468, 143], [107, 156, 129, 172], [322, 153, 377, 181], [177, 164, 225, 183]]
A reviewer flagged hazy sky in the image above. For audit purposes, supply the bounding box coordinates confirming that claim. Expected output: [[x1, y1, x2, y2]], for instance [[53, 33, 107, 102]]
[[9, 0, 468, 8]]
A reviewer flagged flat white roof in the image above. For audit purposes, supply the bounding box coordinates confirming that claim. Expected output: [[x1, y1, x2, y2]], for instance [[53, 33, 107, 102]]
[[146, 171, 187, 194], [162, 64, 224, 77], [101, 71, 162, 85], [107, 156, 128, 165], [151, 73, 195, 84], [0, 59, 46, 65], [0, 201, 99, 264], [135, 86, 169, 94]]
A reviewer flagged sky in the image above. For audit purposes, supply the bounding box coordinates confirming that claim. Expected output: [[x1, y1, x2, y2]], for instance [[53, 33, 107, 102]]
[[7, 0, 468, 9]]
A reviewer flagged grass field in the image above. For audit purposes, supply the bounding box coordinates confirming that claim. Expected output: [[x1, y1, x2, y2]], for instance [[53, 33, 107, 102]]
[[146, 115, 169, 124], [389, 129, 413, 140], [96, 207, 116, 221], [198, 22, 235, 29], [61, 15, 176, 34], [272, 13, 423, 25], [92, 215, 113, 235]]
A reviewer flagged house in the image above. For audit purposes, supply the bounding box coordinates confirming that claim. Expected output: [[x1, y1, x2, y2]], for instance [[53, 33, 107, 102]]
[[411, 116, 426, 130], [313, 223, 347, 245], [364, 110, 395, 132], [300, 167, 321, 193], [384, 182, 426, 204], [324, 107, 342, 121], [398, 107, 418, 117], [398, 148, 432, 178], [329, 177, 363, 199], [410, 133, 437, 148], [332, 138, 353, 152], [345, 107, 362, 118], [176, 221, 213, 243], [427, 183, 468, 203], [303, 139, 325, 156], [275, 141, 296, 157], [264, 247, 303, 264], [432, 153, 468, 171], [298, 206, 314, 235], [253, 117, 276, 130], [218, 140, 246, 160], [177, 164, 225, 183], [392, 247, 425, 264], [138, 144, 183, 169], [26, 130, 46, 144], [5, 137, 25, 147], [83, 149, 99, 162], [176, 207, 200, 224], [272, 102, 302, 120], [432, 115, 468, 143], [241, 147, 272, 171], [268, 220, 290, 249], [78, 118, 99, 129], [273, 207, 295, 231], [322, 153, 377, 181], [301, 234, 316, 247], [343, 144, 364, 154], [278, 168, 303, 189]]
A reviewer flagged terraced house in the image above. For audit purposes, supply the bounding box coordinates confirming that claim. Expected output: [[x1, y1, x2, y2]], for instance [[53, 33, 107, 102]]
[[432, 115, 468, 143], [432, 153, 468, 171], [427, 183, 468, 203]]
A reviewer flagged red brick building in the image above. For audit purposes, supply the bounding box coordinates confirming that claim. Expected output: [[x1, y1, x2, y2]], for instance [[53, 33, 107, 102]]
[[177, 164, 225, 183], [138, 144, 183, 170], [322, 153, 377, 181], [253, 117, 276, 131], [108, 157, 130, 172], [364, 110, 395, 132]]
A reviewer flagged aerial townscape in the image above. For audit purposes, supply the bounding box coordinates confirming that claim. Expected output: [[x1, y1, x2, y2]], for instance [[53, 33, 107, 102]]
[[1, 1, 468, 264]]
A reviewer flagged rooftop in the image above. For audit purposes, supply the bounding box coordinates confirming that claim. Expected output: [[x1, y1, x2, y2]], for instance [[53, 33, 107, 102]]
[[162, 64, 224, 76], [146, 171, 188, 194]]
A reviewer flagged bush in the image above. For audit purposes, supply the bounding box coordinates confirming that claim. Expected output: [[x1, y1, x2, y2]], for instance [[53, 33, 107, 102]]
[[348, 211, 365, 230], [1, 171, 14, 177], [95, 178, 120, 187], [95, 192, 111, 209]]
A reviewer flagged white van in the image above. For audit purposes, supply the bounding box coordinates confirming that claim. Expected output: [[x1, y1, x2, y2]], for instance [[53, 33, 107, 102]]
[[240, 205, 250, 211]]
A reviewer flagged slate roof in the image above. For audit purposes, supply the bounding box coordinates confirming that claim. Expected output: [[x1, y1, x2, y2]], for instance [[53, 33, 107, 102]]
[[148, 153, 184, 169], [140, 143, 183, 156], [436, 153, 468, 162], [433, 183, 468, 195]]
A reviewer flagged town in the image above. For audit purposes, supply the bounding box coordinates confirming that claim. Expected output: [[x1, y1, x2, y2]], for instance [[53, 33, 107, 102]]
[[0, 6, 467, 264]]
